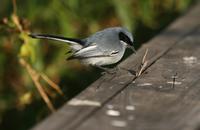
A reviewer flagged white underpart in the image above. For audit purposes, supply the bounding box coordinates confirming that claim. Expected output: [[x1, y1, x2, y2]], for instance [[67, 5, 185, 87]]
[[81, 41, 127, 66]]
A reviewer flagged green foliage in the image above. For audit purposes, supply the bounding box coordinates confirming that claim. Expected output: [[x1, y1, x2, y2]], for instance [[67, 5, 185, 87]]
[[0, 0, 195, 129]]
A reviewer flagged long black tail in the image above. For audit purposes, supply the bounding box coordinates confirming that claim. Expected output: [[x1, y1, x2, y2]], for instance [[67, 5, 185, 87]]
[[29, 34, 85, 45]]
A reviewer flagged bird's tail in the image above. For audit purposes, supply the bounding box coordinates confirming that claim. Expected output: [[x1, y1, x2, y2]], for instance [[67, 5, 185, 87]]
[[29, 33, 84, 50]]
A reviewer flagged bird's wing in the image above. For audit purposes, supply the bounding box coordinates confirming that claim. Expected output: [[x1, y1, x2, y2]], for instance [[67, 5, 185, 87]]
[[68, 44, 119, 60], [29, 34, 84, 50]]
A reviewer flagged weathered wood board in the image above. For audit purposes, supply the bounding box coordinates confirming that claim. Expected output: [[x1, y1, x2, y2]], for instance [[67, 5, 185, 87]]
[[78, 26, 200, 130], [32, 2, 200, 130]]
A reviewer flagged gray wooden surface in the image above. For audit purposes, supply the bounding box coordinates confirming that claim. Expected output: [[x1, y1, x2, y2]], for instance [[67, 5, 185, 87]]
[[32, 2, 200, 130]]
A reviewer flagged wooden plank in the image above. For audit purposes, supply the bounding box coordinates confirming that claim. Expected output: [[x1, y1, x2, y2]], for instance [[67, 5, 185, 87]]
[[77, 27, 200, 130], [32, 2, 200, 130]]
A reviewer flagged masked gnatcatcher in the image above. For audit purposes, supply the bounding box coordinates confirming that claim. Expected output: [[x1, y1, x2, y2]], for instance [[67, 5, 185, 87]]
[[29, 27, 136, 72]]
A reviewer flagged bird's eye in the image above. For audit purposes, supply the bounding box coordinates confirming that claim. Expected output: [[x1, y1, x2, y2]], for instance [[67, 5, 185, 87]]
[[118, 32, 132, 45]]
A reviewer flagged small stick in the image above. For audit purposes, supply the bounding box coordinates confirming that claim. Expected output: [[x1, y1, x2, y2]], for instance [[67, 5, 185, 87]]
[[172, 72, 178, 88], [136, 48, 149, 77], [11, 0, 60, 112], [142, 48, 149, 64], [19, 58, 56, 112], [41, 73, 64, 96], [12, 0, 17, 15]]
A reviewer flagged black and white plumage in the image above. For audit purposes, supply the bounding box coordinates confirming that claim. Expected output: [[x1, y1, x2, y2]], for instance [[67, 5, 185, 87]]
[[29, 27, 135, 68]]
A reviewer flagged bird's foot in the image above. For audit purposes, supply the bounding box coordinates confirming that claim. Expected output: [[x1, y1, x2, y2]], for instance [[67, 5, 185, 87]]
[[118, 67, 137, 76]]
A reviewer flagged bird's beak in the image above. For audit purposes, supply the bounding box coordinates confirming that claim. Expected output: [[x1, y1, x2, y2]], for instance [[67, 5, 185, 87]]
[[127, 45, 136, 53]]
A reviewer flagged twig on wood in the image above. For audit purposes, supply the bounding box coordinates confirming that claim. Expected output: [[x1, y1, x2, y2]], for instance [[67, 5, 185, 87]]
[[136, 48, 149, 77]]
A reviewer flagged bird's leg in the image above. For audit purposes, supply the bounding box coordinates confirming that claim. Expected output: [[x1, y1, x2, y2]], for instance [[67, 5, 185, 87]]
[[118, 67, 137, 76], [96, 66, 137, 75]]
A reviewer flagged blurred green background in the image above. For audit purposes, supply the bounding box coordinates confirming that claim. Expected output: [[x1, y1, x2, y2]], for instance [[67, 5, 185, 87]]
[[0, 0, 196, 129]]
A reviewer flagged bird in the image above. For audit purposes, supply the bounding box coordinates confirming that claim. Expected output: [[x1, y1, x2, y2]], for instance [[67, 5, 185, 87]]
[[29, 27, 136, 72]]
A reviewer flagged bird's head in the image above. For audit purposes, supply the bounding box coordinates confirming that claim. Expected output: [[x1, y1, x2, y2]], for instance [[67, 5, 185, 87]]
[[118, 28, 136, 53]]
